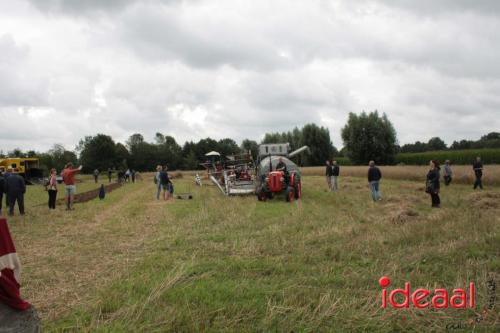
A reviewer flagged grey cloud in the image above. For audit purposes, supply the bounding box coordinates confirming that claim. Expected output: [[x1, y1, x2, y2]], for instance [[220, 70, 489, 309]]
[[374, 0, 500, 16], [26, 0, 139, 15], [1, 0, 500, 153], [0, 35, 49, 107]]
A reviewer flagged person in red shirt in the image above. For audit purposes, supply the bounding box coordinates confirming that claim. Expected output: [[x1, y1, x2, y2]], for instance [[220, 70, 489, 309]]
[[62, 163, 82, 210]]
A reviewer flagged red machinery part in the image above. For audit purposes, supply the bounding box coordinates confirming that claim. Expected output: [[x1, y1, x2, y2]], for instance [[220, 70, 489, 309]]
[[268, 171, 283, 192]]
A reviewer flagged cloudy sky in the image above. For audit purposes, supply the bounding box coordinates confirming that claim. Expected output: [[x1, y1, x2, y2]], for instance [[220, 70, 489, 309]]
[[1, 0, 499, 152]]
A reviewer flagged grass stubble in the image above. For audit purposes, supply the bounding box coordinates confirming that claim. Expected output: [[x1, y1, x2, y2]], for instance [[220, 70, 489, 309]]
[[5, 173, 499, 332]]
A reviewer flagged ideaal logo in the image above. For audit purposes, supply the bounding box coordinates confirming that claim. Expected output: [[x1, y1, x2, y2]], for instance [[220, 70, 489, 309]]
[[379, 276, 475, 309]]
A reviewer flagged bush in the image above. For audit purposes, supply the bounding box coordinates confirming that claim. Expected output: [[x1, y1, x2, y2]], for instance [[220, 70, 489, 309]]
[[396, 149, 500, 165], [334, 157, 352, 166]]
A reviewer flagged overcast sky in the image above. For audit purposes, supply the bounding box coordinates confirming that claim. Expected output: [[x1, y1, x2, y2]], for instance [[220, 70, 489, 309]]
[[1, 0, 499, 152]]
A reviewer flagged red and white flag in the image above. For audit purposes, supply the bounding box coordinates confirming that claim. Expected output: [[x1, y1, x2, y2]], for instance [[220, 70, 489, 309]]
[[0, 217, 31, 310]]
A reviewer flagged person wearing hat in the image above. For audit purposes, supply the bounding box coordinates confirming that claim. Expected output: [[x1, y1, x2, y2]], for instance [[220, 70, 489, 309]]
[[62, 162, 82, 210], [5, 169, 26, 216]]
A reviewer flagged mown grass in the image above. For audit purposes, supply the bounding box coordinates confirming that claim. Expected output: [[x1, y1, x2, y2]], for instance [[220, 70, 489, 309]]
[[5, 174, 500, 332]]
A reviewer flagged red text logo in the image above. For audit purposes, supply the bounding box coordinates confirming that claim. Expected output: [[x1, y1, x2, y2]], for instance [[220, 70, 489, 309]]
[[379, 276, 475, 309]]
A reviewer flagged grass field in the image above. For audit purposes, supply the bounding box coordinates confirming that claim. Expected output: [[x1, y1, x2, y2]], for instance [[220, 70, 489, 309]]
[[3, 173, 500, 332]]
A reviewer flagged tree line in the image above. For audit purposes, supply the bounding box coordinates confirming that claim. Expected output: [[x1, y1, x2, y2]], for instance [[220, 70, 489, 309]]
[[1, 112, 497, 172], [400, 132, 500, 153], [0, 124, 337, 173]]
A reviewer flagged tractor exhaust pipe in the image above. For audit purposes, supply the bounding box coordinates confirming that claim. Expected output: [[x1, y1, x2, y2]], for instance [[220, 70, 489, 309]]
[[288, 146, 309, 158]]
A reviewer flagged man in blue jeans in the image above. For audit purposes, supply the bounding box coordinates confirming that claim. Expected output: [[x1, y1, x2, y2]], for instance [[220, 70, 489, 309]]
[[367, 160, 382, 201]]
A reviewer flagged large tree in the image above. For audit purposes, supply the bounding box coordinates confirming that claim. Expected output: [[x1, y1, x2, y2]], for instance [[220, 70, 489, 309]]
[[427, 137, 447, 151], [341, 111, 397, 165], [260, 124, 336, 166], [39, 144, 78, 172], [300, 124, 336, 166], [157, 134, 182, 170], [240, 139, 259, 159], [78, 134, 120, 172], [127, 133, 158, 171]]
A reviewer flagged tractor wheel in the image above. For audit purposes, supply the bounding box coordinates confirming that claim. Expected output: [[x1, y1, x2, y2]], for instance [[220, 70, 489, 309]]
[[285, 186, 295, 202], [294, 181, 302, 200]]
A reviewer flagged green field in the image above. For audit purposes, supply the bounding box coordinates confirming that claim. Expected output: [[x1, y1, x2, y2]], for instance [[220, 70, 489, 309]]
[[5, 174, 500, 332], [396, 148, 500, 165]]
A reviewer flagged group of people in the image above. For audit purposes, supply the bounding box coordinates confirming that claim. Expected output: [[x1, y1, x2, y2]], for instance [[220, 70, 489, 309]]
[[424, 156, 484, 208], [325, 160, 340, 191], [97, 168, 140, 184], [44, 163, 83, 212], [0, 162, 83, 216], [323, 157, 485, 208], [324, 159, 381, 200], [155, 165, 174, 200]]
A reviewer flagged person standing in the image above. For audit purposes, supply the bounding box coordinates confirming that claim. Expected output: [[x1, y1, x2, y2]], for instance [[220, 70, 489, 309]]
[[5, 170, 26, 216], [93, 169, 99, 183], [426, 160, 441, 208], [47, 168, 58, 210], [160, 166, 171, 201], [3, 168, 12, 208], [367, 161, 382, 202], [131, 169, 136, 183], [155, 165, 162, 200], [473, 156, 484, 190], [62, 163, 82, 210], [325, 160, 332, 190], [331, 160, 340, 191], [108, 168, 113, 183], [0, 172, 5, 215], [443, 160, 453, 186]]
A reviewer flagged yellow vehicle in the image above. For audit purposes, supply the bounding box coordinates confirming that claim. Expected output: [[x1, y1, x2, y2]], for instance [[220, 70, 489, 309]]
[[0, 157, 44, 184]]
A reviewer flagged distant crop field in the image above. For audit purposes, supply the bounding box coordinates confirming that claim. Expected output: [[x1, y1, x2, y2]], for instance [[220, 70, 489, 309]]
[[301, 164, 500, 186], [396, 148, 500, 165], [5, 172, 500, 332]]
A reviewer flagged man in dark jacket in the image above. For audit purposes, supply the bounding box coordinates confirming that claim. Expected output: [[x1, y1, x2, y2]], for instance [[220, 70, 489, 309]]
[[0, 172, 4, 215], [108, 167, 113, 183], [5, 170, 26, 216], [3, 168, 12, 208], [368, 160, 382, 201], [276, 157, 289, 185], [325, 160, 332, 190], [473, 156, 483, 190], [332, 160, 340, 191], [426, 160, 441, 207]]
